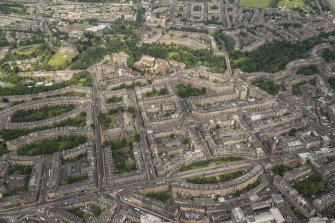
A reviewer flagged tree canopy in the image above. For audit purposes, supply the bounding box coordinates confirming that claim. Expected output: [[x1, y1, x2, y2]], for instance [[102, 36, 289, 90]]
[[18, 135, 87, 156], [231, 32, 335, 73], [294, 174, 327, 198], [252, 79, 279, 95]]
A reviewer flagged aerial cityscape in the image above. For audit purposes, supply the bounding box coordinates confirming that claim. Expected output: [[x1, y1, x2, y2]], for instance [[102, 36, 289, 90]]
[[0, 0, 334, 222]]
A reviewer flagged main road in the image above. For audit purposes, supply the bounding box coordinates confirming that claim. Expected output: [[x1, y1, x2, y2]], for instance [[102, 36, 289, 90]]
[[92, 71, 105, 190], [0, 157, 268, 221]]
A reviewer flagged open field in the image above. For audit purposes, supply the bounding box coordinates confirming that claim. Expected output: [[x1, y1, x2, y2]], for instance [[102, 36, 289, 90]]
[[48, 54, 75, 68], [239, 0, 272, 8], [277, 0, 305, 9], [16, 44, 41, 55]]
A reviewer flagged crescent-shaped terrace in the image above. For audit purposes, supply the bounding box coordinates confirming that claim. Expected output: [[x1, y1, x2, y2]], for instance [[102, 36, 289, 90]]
[[171, 165, 263, 197], [6, 127, 93, 151]]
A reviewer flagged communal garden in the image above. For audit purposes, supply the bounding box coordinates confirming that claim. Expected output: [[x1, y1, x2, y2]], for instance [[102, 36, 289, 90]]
[[239, 0, 272, 8], [186, 170, 245, 184], [17, 135, 87, 156]]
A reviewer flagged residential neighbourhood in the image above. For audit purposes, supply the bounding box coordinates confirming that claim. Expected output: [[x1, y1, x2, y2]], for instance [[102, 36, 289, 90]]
[[0, 0, 334, 222]]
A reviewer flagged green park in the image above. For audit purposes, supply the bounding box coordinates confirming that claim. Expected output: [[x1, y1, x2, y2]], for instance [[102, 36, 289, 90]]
[[240, 0, 272, 8], [276, 0, 305, 9], [17, 135, 87, 156], [48, 54, 76, 69], [180, 157, 243, 172], [186, 170, 245, 184], [15, 44, 41, 56]]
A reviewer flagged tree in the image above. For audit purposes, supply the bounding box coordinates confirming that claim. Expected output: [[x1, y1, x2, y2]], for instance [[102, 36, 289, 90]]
[[252, 79, 279, 95], [297, 65, 319, 76], [328, 77, 335, 89], [231, 32, 335, 73]]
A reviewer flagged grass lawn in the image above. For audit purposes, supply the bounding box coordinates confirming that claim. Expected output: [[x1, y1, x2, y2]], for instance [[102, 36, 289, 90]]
[[48, 54, 75, 68], [277, 0, 305, 9], [4, 83, 16, 88], [186, 170, 244, 184], [240, 0, 272, 8], [180, 157, 242, 172], [77, 78, 90, 86], [177, 0, 210, 2], [16, 44, 41, 55], [10, 6, 25, 12], [232, 56, 247, 67], [26, 220, 39, 223]]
